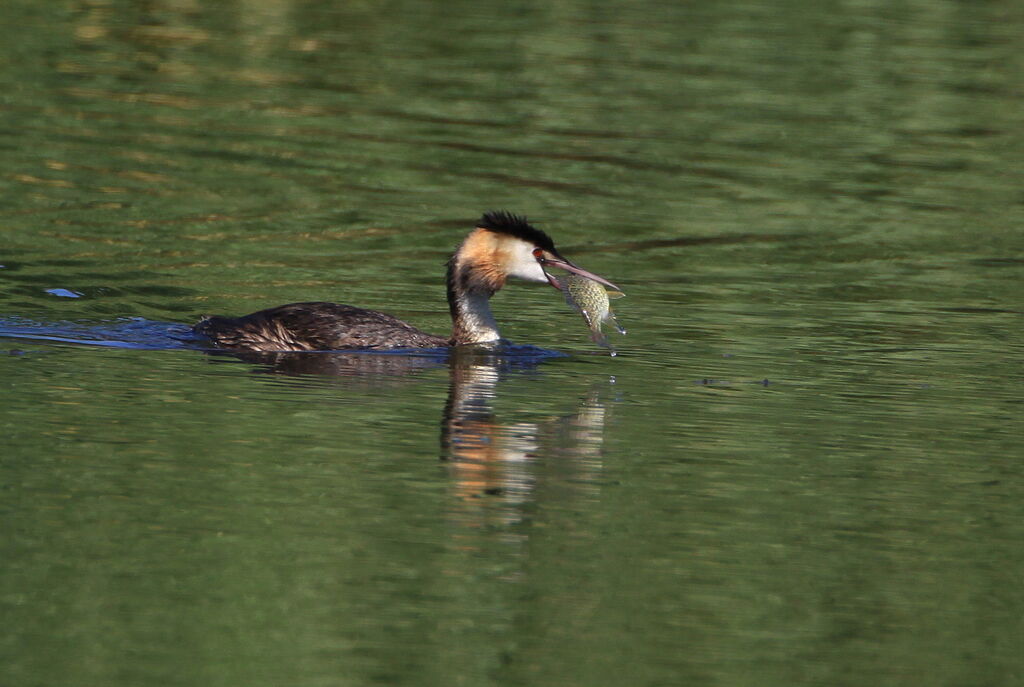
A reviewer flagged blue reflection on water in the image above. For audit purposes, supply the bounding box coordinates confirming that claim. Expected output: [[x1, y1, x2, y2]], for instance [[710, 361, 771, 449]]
[[0, 316, 199, 350]]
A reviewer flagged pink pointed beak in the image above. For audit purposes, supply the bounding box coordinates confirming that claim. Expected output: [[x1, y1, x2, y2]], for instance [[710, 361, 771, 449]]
[[538, 252, 623, 292]]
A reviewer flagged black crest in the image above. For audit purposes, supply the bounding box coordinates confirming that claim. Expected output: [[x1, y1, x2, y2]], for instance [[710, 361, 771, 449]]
[[476, 211, 555, 251]]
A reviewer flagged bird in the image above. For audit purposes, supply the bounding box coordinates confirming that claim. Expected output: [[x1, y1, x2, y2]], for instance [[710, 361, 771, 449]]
[[192, 211, 620, 352]]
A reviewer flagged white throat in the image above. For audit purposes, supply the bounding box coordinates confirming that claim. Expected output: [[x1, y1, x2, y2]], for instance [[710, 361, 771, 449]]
[[455, 289, 501, 344]]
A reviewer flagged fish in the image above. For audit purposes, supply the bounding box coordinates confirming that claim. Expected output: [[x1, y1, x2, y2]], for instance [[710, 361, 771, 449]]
[[562, 273, 627, 355]]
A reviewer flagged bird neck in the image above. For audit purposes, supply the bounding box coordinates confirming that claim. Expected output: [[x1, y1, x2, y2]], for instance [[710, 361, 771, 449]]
[[446, 257, 502, 345]]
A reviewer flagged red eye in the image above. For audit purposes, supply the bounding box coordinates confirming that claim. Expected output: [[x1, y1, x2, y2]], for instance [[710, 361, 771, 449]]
[[532, 248, 544, 259]]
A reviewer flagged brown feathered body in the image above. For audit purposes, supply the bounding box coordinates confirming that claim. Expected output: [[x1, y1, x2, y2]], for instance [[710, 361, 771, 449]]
[[194, 302, 449, 351], [192, 211, 565, 352]]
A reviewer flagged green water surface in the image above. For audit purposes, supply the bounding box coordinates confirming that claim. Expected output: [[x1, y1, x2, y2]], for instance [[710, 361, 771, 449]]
[[3, 1, 1024, 686]]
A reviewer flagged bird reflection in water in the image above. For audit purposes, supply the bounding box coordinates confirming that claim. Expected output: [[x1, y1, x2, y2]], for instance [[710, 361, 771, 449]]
[[205, 347, 450, 389], [441, 347, 613, 517], [208, 345, 617, 525]]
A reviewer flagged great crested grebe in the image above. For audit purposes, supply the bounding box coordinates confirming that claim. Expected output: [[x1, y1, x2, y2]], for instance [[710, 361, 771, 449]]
[[192, 211, 620, 351]]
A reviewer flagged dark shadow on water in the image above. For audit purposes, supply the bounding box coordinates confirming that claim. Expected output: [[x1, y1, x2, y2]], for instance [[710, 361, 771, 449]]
[[197, 341, 567, 392]]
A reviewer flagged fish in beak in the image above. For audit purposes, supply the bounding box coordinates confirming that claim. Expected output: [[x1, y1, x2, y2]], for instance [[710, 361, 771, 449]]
[[536, 251, 623, 293]]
